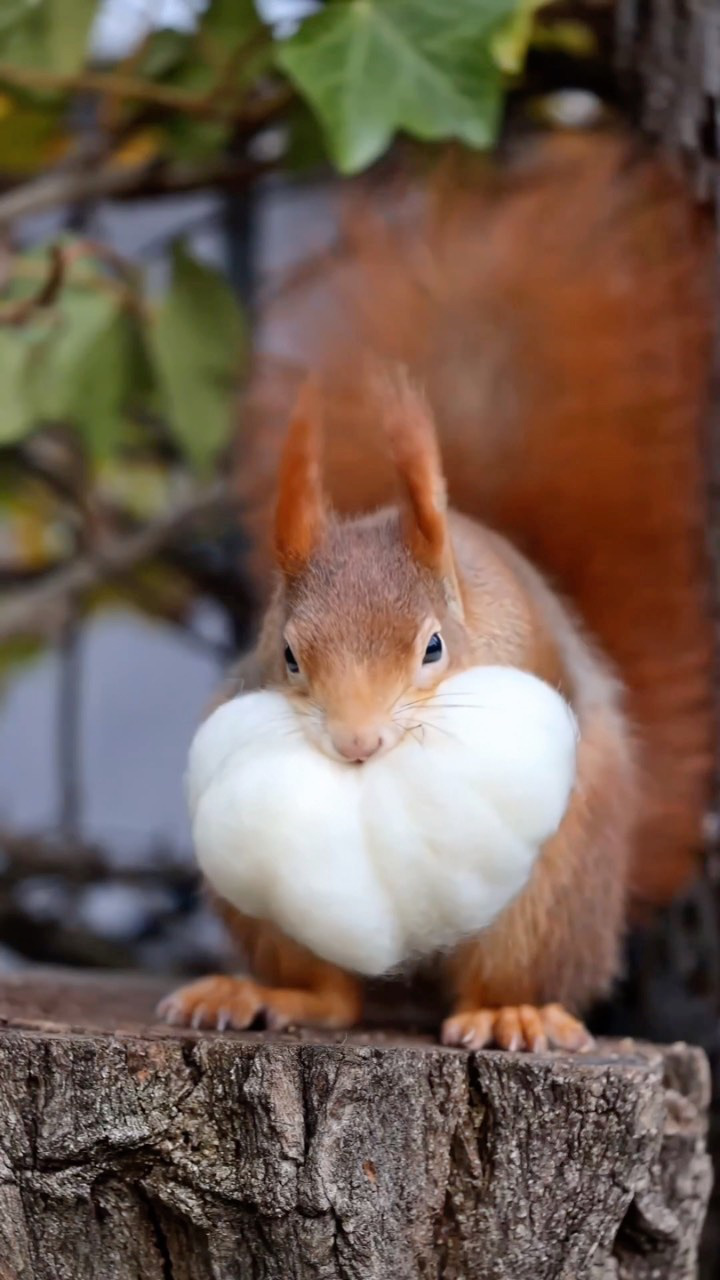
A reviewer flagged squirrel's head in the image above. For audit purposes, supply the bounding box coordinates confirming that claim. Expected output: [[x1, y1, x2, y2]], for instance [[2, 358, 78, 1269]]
[[271, 368, 471, 764]]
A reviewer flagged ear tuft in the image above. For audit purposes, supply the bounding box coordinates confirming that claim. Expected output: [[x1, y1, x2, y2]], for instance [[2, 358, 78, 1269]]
[[274, 375, 327, 576], [371, 364, 448, 570]]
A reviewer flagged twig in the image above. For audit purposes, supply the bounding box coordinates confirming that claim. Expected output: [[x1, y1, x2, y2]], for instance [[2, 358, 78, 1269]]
[[98, 29, 159, 134], [0, 162, 151, 226], [0, 61, 212, 113], [0, 59, 294, 126], [0, 243, 65, 324], [0, 480, 231, 643], [111, 153, 275, 200], [0, 61, 240, 120], [202, 32, 271, 111], [0, 154, 274, 225]]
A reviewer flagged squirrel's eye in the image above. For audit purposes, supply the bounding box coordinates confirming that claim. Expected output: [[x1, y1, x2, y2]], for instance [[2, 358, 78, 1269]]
[[284, 643, 300, 674], [423, 633, 443, 664]]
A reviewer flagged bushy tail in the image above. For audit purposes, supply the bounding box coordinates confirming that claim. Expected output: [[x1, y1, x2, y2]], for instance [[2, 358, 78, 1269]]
[[237, 129, 716, 907]]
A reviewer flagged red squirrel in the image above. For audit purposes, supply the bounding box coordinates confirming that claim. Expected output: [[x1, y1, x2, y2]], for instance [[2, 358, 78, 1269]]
[[160, 130, 715, 1052]]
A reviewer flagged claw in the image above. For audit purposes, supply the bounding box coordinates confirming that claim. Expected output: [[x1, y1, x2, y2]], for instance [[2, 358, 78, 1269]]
[[156, 998, 181, 1026], [441, 1003, 593, 1055], [190, 1004, 207, 1030]]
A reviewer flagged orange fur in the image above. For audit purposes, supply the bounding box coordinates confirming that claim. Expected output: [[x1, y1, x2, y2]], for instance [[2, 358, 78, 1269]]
[[273, 376, 326, 576], [162, 129, 716, 1047], [238, 130, 715, 909], [160, 897, 363, 1031], [372, 368, 447, 563]]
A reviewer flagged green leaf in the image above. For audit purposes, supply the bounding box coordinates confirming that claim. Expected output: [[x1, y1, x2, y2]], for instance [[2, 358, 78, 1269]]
[[161, 114, 231, 163], [276, 0, 521, 174], [0, 2, 38, 40], [137, 29, 193, 82], [0, 329, 33, 444], [202, 0, 264, 44], [96, 459, 173, 521], [140, 0, 267, 100], [67, 311, 136, 457], [0, 101, 66, 174], [28, 289, 134, 457], [173, 0, 270, 97], [0, 0, 97, 76], [0, 0, 48, 72], [284, 101, 330, 173], [46, 0, 96, 75], [490, 0, 551, 74], [148, 244, 246, 472], [530, 19, 597, 59]]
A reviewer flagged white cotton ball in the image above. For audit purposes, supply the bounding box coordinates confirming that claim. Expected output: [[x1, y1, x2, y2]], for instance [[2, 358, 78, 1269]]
[[186, 666, 578, 977]]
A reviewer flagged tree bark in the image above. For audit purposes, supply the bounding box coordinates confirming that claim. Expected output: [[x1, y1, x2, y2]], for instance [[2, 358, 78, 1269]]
[[616, 6, 720, 1278], [0, 970, 711, 1280], [616, 0, 720, 201]]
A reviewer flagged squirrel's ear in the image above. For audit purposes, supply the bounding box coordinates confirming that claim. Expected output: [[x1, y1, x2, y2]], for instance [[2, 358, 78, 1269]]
[[274, 376, 327, 576], [374, 367, 463, 615]]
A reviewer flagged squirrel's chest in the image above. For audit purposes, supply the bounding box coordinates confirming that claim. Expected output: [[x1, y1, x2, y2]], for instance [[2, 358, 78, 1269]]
[[187, 668, 578, 978]]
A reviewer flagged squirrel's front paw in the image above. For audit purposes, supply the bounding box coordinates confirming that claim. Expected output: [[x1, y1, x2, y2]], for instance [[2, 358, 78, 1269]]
[[441, 1003, 594, 1053], [157, 974, 361, 1032], [157, 975, 267, 1030]]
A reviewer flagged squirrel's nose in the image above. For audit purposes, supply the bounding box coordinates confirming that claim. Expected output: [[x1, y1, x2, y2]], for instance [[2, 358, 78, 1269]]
[[330, 727, 384, 763]]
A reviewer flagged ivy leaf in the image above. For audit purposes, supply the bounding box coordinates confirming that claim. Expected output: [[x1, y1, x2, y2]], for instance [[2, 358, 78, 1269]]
[[193, 0, 272, 94], [46, 0, 96, 75], [133, 2, 266, 111], [284, 101, 330, 173], [148, 244, 246, 473], [276, 0, 522, 174]]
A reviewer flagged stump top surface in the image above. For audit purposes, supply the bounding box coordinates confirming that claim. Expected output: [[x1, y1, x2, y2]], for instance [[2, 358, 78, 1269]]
[[0, 966, 707, 1082]]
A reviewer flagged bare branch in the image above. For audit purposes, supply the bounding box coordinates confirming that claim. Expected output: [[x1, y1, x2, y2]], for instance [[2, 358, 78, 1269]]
[[0, 481, 231, 644], [0, 62, 291, 124], [0, 163, 151, 226], [0, 243, 65, 324], [0, 154, 274, 225]]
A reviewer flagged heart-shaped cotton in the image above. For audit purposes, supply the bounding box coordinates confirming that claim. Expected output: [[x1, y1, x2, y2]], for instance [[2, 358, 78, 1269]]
[[186, 666, 578, 977]]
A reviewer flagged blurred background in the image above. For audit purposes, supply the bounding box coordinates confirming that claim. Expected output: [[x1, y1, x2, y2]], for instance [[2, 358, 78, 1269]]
[[0, 0, 630, 979], [0, 0, 717, 1270]]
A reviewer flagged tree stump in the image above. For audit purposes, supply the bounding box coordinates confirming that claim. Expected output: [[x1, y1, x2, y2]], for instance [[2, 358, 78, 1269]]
[[0, 970, 711, 1280]]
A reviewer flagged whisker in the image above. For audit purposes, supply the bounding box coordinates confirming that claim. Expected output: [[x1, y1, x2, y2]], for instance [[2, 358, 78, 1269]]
[[426, 722, 460, 743], [399, 721, 426, 746], [397, 695, 492, 713], [396, 715, 459, 745], [430, 703, 492, 712], [407, 717, 461, 744]]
